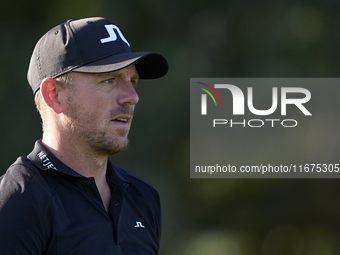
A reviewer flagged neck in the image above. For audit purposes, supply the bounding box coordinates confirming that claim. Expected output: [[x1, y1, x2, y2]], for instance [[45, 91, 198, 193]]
[[42, 133, 108, 180]]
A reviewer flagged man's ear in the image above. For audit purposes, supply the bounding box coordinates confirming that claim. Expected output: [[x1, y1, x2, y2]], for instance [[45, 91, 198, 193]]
[[40, 78, 63, 114]]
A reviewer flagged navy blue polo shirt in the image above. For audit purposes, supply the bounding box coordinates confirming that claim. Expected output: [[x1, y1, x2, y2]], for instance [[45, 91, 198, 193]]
[[0, 140, 161, 255]]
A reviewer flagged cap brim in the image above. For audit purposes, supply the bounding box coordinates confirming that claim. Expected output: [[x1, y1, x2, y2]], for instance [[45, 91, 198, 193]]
[[73, 52, 168, 79]]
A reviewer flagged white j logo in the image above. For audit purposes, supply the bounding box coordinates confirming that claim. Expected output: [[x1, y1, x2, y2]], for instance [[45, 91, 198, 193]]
[[134, 221, 145, 228], [100, 24, 130, 47]]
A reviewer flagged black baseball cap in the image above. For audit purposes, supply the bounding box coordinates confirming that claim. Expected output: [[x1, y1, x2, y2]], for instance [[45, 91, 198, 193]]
[[27, 17, 169, 94]]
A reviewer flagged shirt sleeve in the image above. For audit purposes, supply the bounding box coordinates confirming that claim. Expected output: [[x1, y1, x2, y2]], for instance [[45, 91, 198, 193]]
[[0, 165, 50, 255], [155, 191, 162, 244]]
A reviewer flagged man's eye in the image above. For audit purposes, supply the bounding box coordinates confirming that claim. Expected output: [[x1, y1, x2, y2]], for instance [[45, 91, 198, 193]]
[[131, 79, 139, 87], [103, 78, 115, 84]]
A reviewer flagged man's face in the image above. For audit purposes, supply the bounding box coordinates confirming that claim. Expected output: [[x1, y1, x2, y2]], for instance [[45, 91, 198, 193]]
[[61, 64, 139, 156]]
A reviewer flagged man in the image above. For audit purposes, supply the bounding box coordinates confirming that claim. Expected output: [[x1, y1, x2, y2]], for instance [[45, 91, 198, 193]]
[[0, 17, 168, 255]]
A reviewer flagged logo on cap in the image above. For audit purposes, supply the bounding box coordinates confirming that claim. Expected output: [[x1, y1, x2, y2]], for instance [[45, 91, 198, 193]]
[[100, 24, 130, 47]]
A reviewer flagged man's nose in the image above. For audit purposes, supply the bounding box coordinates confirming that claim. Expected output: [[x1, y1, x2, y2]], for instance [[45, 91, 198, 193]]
[[117, 80, 139, 105]]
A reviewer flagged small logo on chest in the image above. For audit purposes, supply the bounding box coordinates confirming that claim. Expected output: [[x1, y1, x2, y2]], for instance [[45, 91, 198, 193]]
[[134, 221, 145, 228]]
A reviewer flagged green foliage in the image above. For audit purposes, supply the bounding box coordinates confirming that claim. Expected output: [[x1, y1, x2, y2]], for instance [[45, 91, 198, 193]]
[[1, 1, 340, 254]]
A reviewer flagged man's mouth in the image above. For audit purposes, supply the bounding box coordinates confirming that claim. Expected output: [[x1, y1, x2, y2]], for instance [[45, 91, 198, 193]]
[[111, 115, 132, 124], [115, 118, 128, 123]]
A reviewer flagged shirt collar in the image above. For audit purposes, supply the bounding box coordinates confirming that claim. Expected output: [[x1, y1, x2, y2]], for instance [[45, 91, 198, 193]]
[[106, 160, 131, 184], [27, 140, 130, 184]]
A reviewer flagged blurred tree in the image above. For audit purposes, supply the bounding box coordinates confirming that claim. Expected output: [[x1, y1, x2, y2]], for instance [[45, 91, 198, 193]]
[[1, 0, 340, 254]]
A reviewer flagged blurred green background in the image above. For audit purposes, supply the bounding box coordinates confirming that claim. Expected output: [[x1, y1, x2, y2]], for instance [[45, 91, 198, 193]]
[[1, 0, 340, 254]]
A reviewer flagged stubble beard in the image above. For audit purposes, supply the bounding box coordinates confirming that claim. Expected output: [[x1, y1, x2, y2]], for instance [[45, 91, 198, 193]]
[[64, 96, 131, 156]]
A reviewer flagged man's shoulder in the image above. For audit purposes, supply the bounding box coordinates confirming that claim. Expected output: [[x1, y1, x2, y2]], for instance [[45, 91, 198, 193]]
[[0, 156, 54, 203], [2, 156, 37, 181], [0, 156, 54, 253]]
